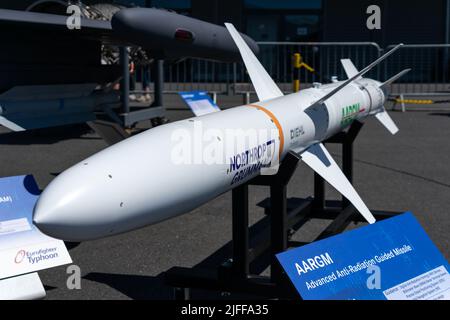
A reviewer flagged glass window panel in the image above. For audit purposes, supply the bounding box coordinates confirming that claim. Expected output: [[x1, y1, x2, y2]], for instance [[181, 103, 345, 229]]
[[284, 15, 320, 41], [113, 0, 146, 6], [151, 0, 191, 9], [247, 15, 279, 41], [245, 0, 321, 10]]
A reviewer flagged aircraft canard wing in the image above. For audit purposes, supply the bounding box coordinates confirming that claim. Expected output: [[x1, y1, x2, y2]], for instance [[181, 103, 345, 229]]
[[225, 23, 284, 101], [299, 143, 376, 224]]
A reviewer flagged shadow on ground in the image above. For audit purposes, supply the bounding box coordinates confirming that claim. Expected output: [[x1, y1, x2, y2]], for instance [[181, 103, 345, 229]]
[[429, 112, 450, 118], [83, 272, 262, 300], [83, 218, 279, 300], [84, 273, 173, 299], [330, 152, 450, 190], [0, 124, 100, 145]]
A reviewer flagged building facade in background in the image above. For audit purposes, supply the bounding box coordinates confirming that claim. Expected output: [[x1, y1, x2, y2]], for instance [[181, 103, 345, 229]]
[[1, 0, 448, 87], [140, 0, 448, 46], [1, 0, 448, 46]]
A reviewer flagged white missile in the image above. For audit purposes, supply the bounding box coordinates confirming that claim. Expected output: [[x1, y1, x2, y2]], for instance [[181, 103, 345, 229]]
[[33, 24, 410, 241]]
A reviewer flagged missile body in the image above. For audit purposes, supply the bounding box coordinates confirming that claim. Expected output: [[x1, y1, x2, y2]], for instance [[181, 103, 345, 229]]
[[33, 79, 385, 241], [33, 23, 406, 241]]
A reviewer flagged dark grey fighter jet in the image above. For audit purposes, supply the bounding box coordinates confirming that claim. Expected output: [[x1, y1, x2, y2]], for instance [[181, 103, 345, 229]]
[[0, 5, 258, 134]]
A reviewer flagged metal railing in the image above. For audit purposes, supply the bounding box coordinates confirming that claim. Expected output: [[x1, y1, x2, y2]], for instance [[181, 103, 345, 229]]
[[243, 42, 382, 85], [132, 42, 450, 103], [384, 44, 450, 95]]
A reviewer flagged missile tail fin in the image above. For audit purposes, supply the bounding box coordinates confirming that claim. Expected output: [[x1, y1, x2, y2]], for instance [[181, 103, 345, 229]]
[[299, 143, 376, 224], [373, 68, 410, 135], [375, 109, 399, 135], [308, 44, 404, 109], [225, 23, 283, 102], [380, 68, 411, 90], [340, 59, 360, 79]]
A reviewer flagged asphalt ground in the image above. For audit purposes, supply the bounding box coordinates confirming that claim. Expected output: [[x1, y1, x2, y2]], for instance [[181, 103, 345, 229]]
[[0, 95, 449, 299]]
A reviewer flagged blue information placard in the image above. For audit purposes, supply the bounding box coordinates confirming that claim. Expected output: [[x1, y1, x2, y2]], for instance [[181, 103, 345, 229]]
[[179, 91, 220, 116], [276, 212, 450, 300], [0, 175, 71, 280]]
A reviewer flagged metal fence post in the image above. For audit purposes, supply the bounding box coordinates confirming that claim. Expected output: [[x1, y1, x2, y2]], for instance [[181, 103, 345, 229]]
[[128, 42, 450, 108], [152, 59, 164, 108], [119, 46, 130, 116], [400, 94, 406, 112]]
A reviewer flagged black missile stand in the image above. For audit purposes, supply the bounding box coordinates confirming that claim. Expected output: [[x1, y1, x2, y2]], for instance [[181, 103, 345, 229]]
[[164, 121, 400, 299]]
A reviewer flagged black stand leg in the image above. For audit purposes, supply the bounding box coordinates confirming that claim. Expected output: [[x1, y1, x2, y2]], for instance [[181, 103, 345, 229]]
[[269, 183, 287, 284], [342, 142, 353, 208], [342, 121, 363, 208], [174, 287, 190, 300], [231, 184, 249, 280], [164, 121, 400, 299], [268, 152, 300, 284], [313, 173, 325, 210]]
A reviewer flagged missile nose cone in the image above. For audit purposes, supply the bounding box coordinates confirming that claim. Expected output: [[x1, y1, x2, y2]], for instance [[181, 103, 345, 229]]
[[32, 150, 151, 242], [32, 158, 121, 242], [33, 202, 55, 226], [33, 203, 63, 239], [32, 172, 87, 241]]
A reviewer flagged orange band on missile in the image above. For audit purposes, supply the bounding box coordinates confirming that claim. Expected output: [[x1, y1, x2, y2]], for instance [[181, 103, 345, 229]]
[[247, 104, 284, 159]]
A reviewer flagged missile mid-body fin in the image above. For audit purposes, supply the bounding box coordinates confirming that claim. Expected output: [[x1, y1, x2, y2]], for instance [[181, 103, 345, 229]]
[[225, 23, 284, 102], [297, 143, 376, 224]]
